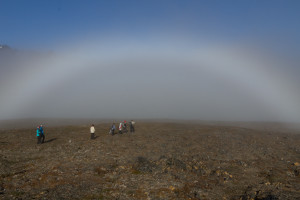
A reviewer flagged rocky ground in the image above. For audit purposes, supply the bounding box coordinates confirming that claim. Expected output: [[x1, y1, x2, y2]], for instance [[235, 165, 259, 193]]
[[0, 122, 299, 199]]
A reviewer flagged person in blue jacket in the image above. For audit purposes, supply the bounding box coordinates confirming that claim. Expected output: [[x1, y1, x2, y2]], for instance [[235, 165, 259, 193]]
[[39, 125, 45, 143], [36, 126, 41, 144]]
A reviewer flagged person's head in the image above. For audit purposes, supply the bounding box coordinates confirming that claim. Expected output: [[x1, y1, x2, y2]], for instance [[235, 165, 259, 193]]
[[37, 126, 40, 129], [91, 124, 94, 127], [40, 125, 43, 127], [124, 120, 126, 123]]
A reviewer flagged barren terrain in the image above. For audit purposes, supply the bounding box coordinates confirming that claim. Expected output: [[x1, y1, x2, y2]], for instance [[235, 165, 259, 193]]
[[0, 121, 299, 199]]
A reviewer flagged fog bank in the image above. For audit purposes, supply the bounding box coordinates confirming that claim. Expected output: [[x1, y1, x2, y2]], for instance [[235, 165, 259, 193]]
[[1, 38, 300, 122]]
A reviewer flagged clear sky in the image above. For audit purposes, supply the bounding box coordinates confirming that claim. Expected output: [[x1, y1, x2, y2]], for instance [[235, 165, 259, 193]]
[[1, 0, 300, 50]]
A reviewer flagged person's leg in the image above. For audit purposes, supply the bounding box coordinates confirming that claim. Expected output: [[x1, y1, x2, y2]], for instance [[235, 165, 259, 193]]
[[37, 136, 41, 144], [91, 133, 93, 139], [41, 134, 45, 143]]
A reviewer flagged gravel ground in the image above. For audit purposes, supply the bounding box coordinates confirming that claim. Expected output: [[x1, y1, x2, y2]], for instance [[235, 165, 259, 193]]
[[0, 122, 299, 199]]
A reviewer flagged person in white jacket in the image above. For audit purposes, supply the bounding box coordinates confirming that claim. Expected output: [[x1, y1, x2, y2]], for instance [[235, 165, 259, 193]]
[[90, 124, 95, 139], [118, 122, 123, 134]]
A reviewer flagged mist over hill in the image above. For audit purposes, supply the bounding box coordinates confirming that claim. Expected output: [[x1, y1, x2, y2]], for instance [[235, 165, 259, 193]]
[[0, 40, 300, 122]]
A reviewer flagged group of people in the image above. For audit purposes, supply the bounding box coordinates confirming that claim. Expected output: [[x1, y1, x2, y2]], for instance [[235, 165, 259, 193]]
[[36, 121, 136, 143], [90, 120, 136, 139], [115, 120, 135, 135], [109, 120, 136, 136], [36, 125, 45, 144]]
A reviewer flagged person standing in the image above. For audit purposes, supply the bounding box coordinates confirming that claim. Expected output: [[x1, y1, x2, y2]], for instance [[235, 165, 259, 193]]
[[36, 126, 41, 144], [40, 125, 45, 143], [118, 122, 123, 134], [123, 121, 128, 133], [130, 120, 135, 133], [110, 123, 116, 135], [90, 124, 95, 139]]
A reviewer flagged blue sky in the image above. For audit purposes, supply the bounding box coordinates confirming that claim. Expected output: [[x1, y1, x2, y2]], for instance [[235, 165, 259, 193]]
[[0, 0, 300, 50]]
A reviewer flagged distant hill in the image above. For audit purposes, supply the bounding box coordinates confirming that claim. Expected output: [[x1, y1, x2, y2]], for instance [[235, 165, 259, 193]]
[[0, 44, 11, 50], [0, 44, 15, 56], [0, 44, 52, 70]]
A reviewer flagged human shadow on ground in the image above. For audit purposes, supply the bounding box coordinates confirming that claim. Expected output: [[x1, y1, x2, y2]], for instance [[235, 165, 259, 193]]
[[44, 138, 57, 143]]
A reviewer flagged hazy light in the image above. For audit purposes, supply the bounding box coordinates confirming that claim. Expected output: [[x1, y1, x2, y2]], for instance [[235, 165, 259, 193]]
[[0, 37, 299, 122]]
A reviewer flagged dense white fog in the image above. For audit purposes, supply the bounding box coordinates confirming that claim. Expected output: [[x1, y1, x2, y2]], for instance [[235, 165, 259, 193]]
[[0, 38, 300, 122]]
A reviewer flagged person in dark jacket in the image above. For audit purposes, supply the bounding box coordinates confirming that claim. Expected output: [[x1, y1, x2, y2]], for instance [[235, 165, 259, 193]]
[[130, 120, 135, 133], [123, 121, 128, 133], [39, 125, 45, 143], [110, 123, 116, 135], [36, 126, 42, 144]]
